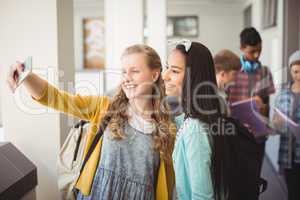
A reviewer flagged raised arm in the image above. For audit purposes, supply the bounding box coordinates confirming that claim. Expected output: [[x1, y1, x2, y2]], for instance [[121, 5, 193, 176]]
[[7, 62, 46, 99], [7, 62, 109, 121]]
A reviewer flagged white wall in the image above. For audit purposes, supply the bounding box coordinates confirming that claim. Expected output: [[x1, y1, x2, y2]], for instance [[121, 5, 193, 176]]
[[244, 0, 284, 171], [167, 1, 244, 55], [0, 93, 2, 126], [0, 128, 4, 141], [74, 0, 145, 92], [73, 0, 244, 95], [0, 0, 75, 199], [104, 0, 144, 91], [73, 0, 108, 95], [146, 0, 167, 63], [0, 94, 2, 141], [75, 71, 105, 95]]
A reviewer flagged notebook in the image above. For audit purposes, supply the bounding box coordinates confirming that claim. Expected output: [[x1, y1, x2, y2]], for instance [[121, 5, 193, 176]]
[[230, 98, 271, 137]]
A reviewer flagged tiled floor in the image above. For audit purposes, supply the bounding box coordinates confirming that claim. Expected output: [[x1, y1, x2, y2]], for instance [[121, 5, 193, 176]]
[[260, 156, 287, 200]]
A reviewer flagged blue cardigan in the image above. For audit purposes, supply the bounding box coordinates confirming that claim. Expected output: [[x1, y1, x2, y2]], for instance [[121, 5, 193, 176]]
[[173, 114, 214, 200]]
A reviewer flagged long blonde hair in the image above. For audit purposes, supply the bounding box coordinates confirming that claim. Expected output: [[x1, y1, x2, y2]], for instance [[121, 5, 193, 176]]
[[102, 44, 175, 161]]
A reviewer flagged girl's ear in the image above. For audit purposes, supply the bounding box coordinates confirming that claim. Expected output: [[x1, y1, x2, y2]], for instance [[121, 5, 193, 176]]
[[152, 71, 160, 82]]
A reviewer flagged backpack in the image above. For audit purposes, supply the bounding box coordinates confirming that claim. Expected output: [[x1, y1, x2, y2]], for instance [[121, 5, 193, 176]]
[[73, 116, 111, 197], [57, 120, 89, 200], [224, 117, 268, 200]]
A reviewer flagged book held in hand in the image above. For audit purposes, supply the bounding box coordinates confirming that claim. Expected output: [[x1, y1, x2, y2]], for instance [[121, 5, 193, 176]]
[[230, 98, 271, 137], [273, 108, 300, 138]]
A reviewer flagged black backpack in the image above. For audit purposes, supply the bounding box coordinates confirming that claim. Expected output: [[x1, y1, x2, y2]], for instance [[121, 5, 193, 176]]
[[224, 117, 268, 200]]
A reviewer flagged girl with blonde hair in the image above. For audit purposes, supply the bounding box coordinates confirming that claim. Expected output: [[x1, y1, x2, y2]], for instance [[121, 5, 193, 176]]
[[8, 44, 175, 200]]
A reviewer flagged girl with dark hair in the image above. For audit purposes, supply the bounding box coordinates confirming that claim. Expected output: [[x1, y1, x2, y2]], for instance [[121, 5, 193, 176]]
[[163, 40, 230, 200]]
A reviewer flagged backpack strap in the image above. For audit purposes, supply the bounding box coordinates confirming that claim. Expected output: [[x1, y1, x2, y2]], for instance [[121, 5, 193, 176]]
[[74, 120, 88, 129], [79, 117, 111, 174], [73, 120, 88, 162]]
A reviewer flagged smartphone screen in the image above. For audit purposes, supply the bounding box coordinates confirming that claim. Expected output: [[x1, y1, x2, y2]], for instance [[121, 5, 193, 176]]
[[17, 56, 32, 86]]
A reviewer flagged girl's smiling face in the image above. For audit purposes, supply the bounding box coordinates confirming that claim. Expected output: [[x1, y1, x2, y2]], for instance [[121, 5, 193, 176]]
[[162, 49, 186, 97], [121, 53, 159, 99]]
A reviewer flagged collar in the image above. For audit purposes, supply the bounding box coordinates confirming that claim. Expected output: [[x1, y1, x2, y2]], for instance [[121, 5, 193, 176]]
[[127, 106, 156, 134], [217, 88, 227, 99]]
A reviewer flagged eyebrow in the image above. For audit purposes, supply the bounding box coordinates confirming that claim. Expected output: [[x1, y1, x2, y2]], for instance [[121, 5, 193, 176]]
[[124, 66, 140, 70], [166, 62, 183, 70], [170, 65, 183, 70]]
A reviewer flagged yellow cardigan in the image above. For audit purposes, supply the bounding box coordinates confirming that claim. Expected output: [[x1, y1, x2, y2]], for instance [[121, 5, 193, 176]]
[[35, 83, 175, 200]]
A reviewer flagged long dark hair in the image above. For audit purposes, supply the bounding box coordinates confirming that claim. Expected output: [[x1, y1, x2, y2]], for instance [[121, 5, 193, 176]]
[[176, 42, 231, 200]]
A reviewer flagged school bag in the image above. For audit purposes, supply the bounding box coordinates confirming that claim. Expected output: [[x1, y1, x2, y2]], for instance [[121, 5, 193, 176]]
[[57, 120, 89, 200], [71, 116, 111, 197], [224, 117, 268, 200]]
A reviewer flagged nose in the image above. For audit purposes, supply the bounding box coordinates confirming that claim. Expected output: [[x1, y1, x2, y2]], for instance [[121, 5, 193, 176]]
[[162, 69, 170, 81], [123, 71, 132, 83]]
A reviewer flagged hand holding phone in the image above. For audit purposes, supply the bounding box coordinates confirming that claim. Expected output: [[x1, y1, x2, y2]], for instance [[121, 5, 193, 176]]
[[17, 56, 32, 85], [7, 56, 33, 93]]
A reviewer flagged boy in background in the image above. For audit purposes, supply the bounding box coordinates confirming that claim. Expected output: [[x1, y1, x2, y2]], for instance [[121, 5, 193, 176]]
[[214, 49, 241, 115], [226, 27, 275, 170], [227, 27, 275, 116], [214, 49, 241, 99]]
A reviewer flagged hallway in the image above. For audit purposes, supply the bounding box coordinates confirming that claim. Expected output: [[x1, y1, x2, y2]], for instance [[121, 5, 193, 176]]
[[1, 0, 299, 199], [260, 156, 287, 200]]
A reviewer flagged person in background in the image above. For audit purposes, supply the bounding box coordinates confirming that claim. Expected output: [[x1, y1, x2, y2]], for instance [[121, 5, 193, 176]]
[[226, 27, 275, 170], [227, 27, 275, 115], [273, 50, 300, 200], [213, 49, 241, 115]]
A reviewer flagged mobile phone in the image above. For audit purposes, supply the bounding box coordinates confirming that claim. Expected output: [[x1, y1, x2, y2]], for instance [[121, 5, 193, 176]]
[[17, 56, 32, 86]]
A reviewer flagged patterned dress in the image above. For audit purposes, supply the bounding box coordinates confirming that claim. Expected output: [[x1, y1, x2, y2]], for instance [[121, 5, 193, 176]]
[[77, 109, 159, 200]]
